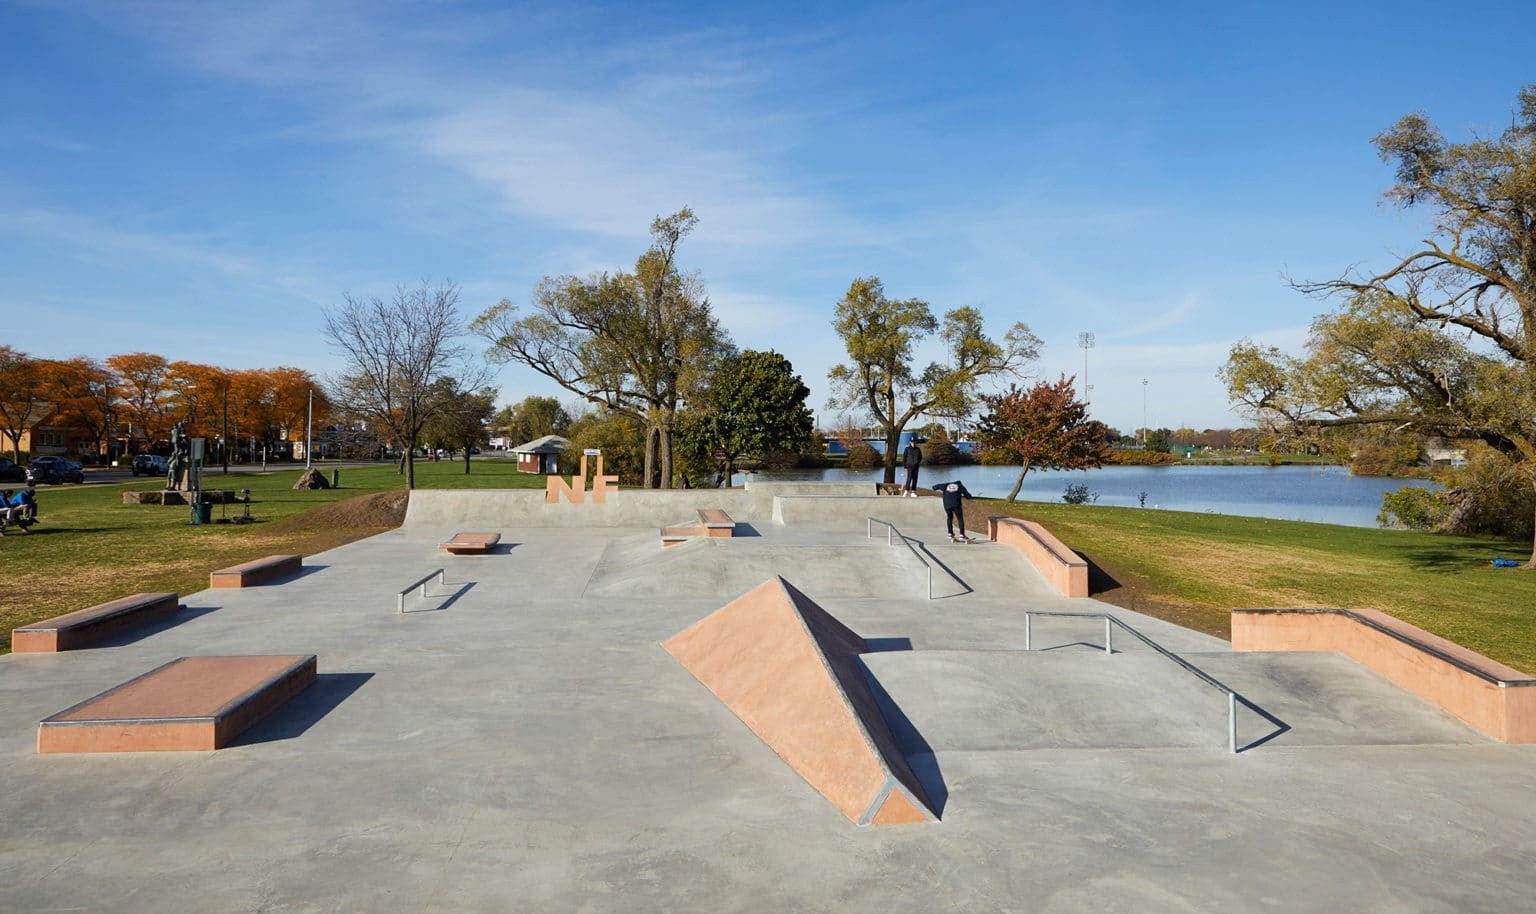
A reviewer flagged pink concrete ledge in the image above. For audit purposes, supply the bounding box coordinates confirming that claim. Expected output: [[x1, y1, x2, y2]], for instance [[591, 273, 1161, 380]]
[[1232, 608, 1536, 743], [210, 554, 302, 588], [440, 532, 501, 555], [988, 517, 1088, 598], [12, 592, 181, 653], [38, 655, 318, 753]]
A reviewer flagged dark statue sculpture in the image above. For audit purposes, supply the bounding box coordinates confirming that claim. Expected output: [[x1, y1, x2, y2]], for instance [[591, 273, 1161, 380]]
[[166, 420, 190, 491]]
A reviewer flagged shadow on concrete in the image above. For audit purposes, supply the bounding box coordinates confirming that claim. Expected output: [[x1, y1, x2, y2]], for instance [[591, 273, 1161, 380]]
[[911, 542, 973, 598], [88, 604, 223, 648], [285, 564, 330, 582], [1038, 641, 1114, 654], [399, 581, 476, 613], [487, 542, 519, 555], [865, 637, 914, 653], [731, 523, 762, 538], [1235, 694, 1291, 753], [859, 660, 947, 818], [232, 672, 375, 746]]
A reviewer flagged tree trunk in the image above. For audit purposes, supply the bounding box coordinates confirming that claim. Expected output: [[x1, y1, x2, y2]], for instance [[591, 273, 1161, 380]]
[[405, 451, 416, 489], [463, 449, 471, 474], [882, 425, 900, 485], [1527, 480, 1536, 569], [723, 457, 735, 489], [659, 422, 673, 489], [1006, 463, 1031, 502], [643, 423, 658, 489]]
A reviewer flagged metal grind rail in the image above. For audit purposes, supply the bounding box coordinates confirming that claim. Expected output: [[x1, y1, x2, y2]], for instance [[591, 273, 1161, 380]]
[[866, 517, 941, 599], [398, 568, 447, 613], [1023, 610, 1279, 753]]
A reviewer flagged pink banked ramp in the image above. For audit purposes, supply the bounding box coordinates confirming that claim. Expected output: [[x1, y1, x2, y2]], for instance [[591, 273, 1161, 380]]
[[663, 577, 935, 826]]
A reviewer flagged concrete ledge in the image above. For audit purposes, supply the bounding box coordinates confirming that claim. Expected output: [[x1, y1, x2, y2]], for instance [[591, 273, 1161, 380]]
[[1232, 608, 1536, 743], [698, 508, 734, 534], [38, 655, 318, 753], [988, 517, 1088, 598], [12, 593, 181, 653], [439, 532, 501, 554], [210, 554, 302, 588], [663, 577, 935, 826], [771, 494, 938, 529]]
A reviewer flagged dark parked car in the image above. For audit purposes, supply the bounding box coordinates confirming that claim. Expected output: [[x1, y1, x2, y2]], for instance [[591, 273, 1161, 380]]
[[132, 454, 170, 477], [27, 456, 85, 485], [0, 458, 25, 483]]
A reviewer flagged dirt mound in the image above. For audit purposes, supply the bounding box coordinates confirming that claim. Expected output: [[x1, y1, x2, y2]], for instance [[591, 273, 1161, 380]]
[[268, 491, 409, 534]]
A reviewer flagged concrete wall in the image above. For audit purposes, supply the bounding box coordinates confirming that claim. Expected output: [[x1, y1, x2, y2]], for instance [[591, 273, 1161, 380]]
[[1232, 608, 1536, 743], [770, 494, 945, 530], [988, 517, 1088, 598], [405, 481, 889, 529]]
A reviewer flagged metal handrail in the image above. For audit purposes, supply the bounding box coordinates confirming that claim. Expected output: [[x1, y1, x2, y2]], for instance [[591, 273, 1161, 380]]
[[866, 517, 933, 599], [398, 568, 446, 613], [1023, 610, 1266, 753]]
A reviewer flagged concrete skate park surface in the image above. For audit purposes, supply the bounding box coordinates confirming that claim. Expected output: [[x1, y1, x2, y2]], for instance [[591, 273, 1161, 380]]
[[2, 482, 1534, 911]]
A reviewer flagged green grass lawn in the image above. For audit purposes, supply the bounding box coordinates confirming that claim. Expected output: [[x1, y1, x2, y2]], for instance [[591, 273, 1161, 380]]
[[976, 498, 1536, 673], [0, 457, 545, 652]]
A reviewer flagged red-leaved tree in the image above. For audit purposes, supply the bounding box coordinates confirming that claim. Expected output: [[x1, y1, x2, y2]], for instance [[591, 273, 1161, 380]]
[[976, 376, 1110, 501]]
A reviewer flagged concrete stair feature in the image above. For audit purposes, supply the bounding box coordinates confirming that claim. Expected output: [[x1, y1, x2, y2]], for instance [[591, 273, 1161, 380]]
[[38, 655, 318, 753], [662, 576, 936, 826]]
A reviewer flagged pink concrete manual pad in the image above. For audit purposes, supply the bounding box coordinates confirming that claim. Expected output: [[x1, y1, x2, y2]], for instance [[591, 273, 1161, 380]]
[[38, 655, 318, 753], [663, 577, 935, 826], [440, 532, 501, 554]]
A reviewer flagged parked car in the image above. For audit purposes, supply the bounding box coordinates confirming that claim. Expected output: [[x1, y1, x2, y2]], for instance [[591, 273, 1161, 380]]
[[27, 456, 85, 485], [131, 454, 170, 477], [0, 458, 25, 483]]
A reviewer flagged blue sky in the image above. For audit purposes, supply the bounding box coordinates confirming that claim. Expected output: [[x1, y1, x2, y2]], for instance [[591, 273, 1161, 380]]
[[4, 0, 1533, 434]]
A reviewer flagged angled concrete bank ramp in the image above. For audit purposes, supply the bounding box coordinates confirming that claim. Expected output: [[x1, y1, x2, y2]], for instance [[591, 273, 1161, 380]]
[[662, 576, 935, 825]]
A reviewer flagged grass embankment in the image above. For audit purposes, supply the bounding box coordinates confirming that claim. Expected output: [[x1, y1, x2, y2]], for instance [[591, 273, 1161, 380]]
[[0, 459, 544, 652], [971, 499, 1536, 673]]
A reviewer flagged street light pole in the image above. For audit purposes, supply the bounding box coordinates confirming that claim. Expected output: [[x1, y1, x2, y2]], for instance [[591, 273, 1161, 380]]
[[1141, 379, 1149, 446], [1077, 332, 1095, 406], [305, 389, 313, 469], [222, 385, 230, 475]]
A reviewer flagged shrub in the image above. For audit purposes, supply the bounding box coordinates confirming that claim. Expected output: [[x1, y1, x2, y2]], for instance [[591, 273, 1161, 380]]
[[1378, 486, 1446, 530], [845, 442, 881, 469], [1062, 482, 1098, 505]]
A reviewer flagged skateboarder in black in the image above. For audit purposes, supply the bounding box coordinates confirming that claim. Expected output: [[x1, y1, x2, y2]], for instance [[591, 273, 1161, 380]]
[[933, 480, 974, 542]]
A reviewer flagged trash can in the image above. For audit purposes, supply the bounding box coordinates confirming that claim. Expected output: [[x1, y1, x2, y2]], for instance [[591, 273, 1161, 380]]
[[191, 502, 212, 525]]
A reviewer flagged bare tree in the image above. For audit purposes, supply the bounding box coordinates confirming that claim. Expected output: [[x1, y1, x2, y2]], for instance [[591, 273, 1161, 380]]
[[322, 282, 478, 489]]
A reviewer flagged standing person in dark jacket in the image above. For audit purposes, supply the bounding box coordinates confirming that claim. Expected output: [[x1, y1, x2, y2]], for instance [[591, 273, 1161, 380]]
[[932, 480, 973, 542], [901, 440, 923, 496]]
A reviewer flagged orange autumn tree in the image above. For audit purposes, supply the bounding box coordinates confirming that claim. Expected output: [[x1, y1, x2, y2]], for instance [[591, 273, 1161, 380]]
[[976, 375, 1110, 502], [39, 357, 116, 459], [107, 352, 173, 449], [0, 346, 45, 461]]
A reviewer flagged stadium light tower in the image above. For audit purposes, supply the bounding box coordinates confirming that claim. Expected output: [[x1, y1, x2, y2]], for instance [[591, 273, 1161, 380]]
[[1142, 378, 1149, 446], [1078, 332, 1095, 405]]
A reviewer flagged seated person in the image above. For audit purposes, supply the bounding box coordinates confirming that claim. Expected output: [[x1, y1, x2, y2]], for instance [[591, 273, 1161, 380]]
[[4, 486, 37, 527]]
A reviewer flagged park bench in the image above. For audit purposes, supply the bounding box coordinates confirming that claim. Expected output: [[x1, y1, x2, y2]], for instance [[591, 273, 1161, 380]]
[[210, 554, 302, 588], [1232, 608, 1536, 743], [439, 532, 501, 555], [661, 509, 735, 547], [37, 654, 318, 753], [12, 592, 181, 653], [988, 516, 1089, 598]]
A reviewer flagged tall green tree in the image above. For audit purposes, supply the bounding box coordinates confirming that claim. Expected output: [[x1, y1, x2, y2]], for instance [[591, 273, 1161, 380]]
[[422, 379, 498, 473], [1223, 85, 1536, 562], [473, 209, 733, 488], [677, 349, 814, 487], [975, 376, 1109, 501], [827, 277, 1040, 483], [492, 395, 572, 446]]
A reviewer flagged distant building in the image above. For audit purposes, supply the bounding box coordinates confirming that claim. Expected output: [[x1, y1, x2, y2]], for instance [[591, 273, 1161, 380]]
[[1425, 447, 1468, 468], [513, 435, 569, 474]]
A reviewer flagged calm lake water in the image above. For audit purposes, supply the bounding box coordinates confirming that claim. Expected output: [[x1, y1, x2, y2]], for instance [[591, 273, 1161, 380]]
[[753, 463, 1438, 528]]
